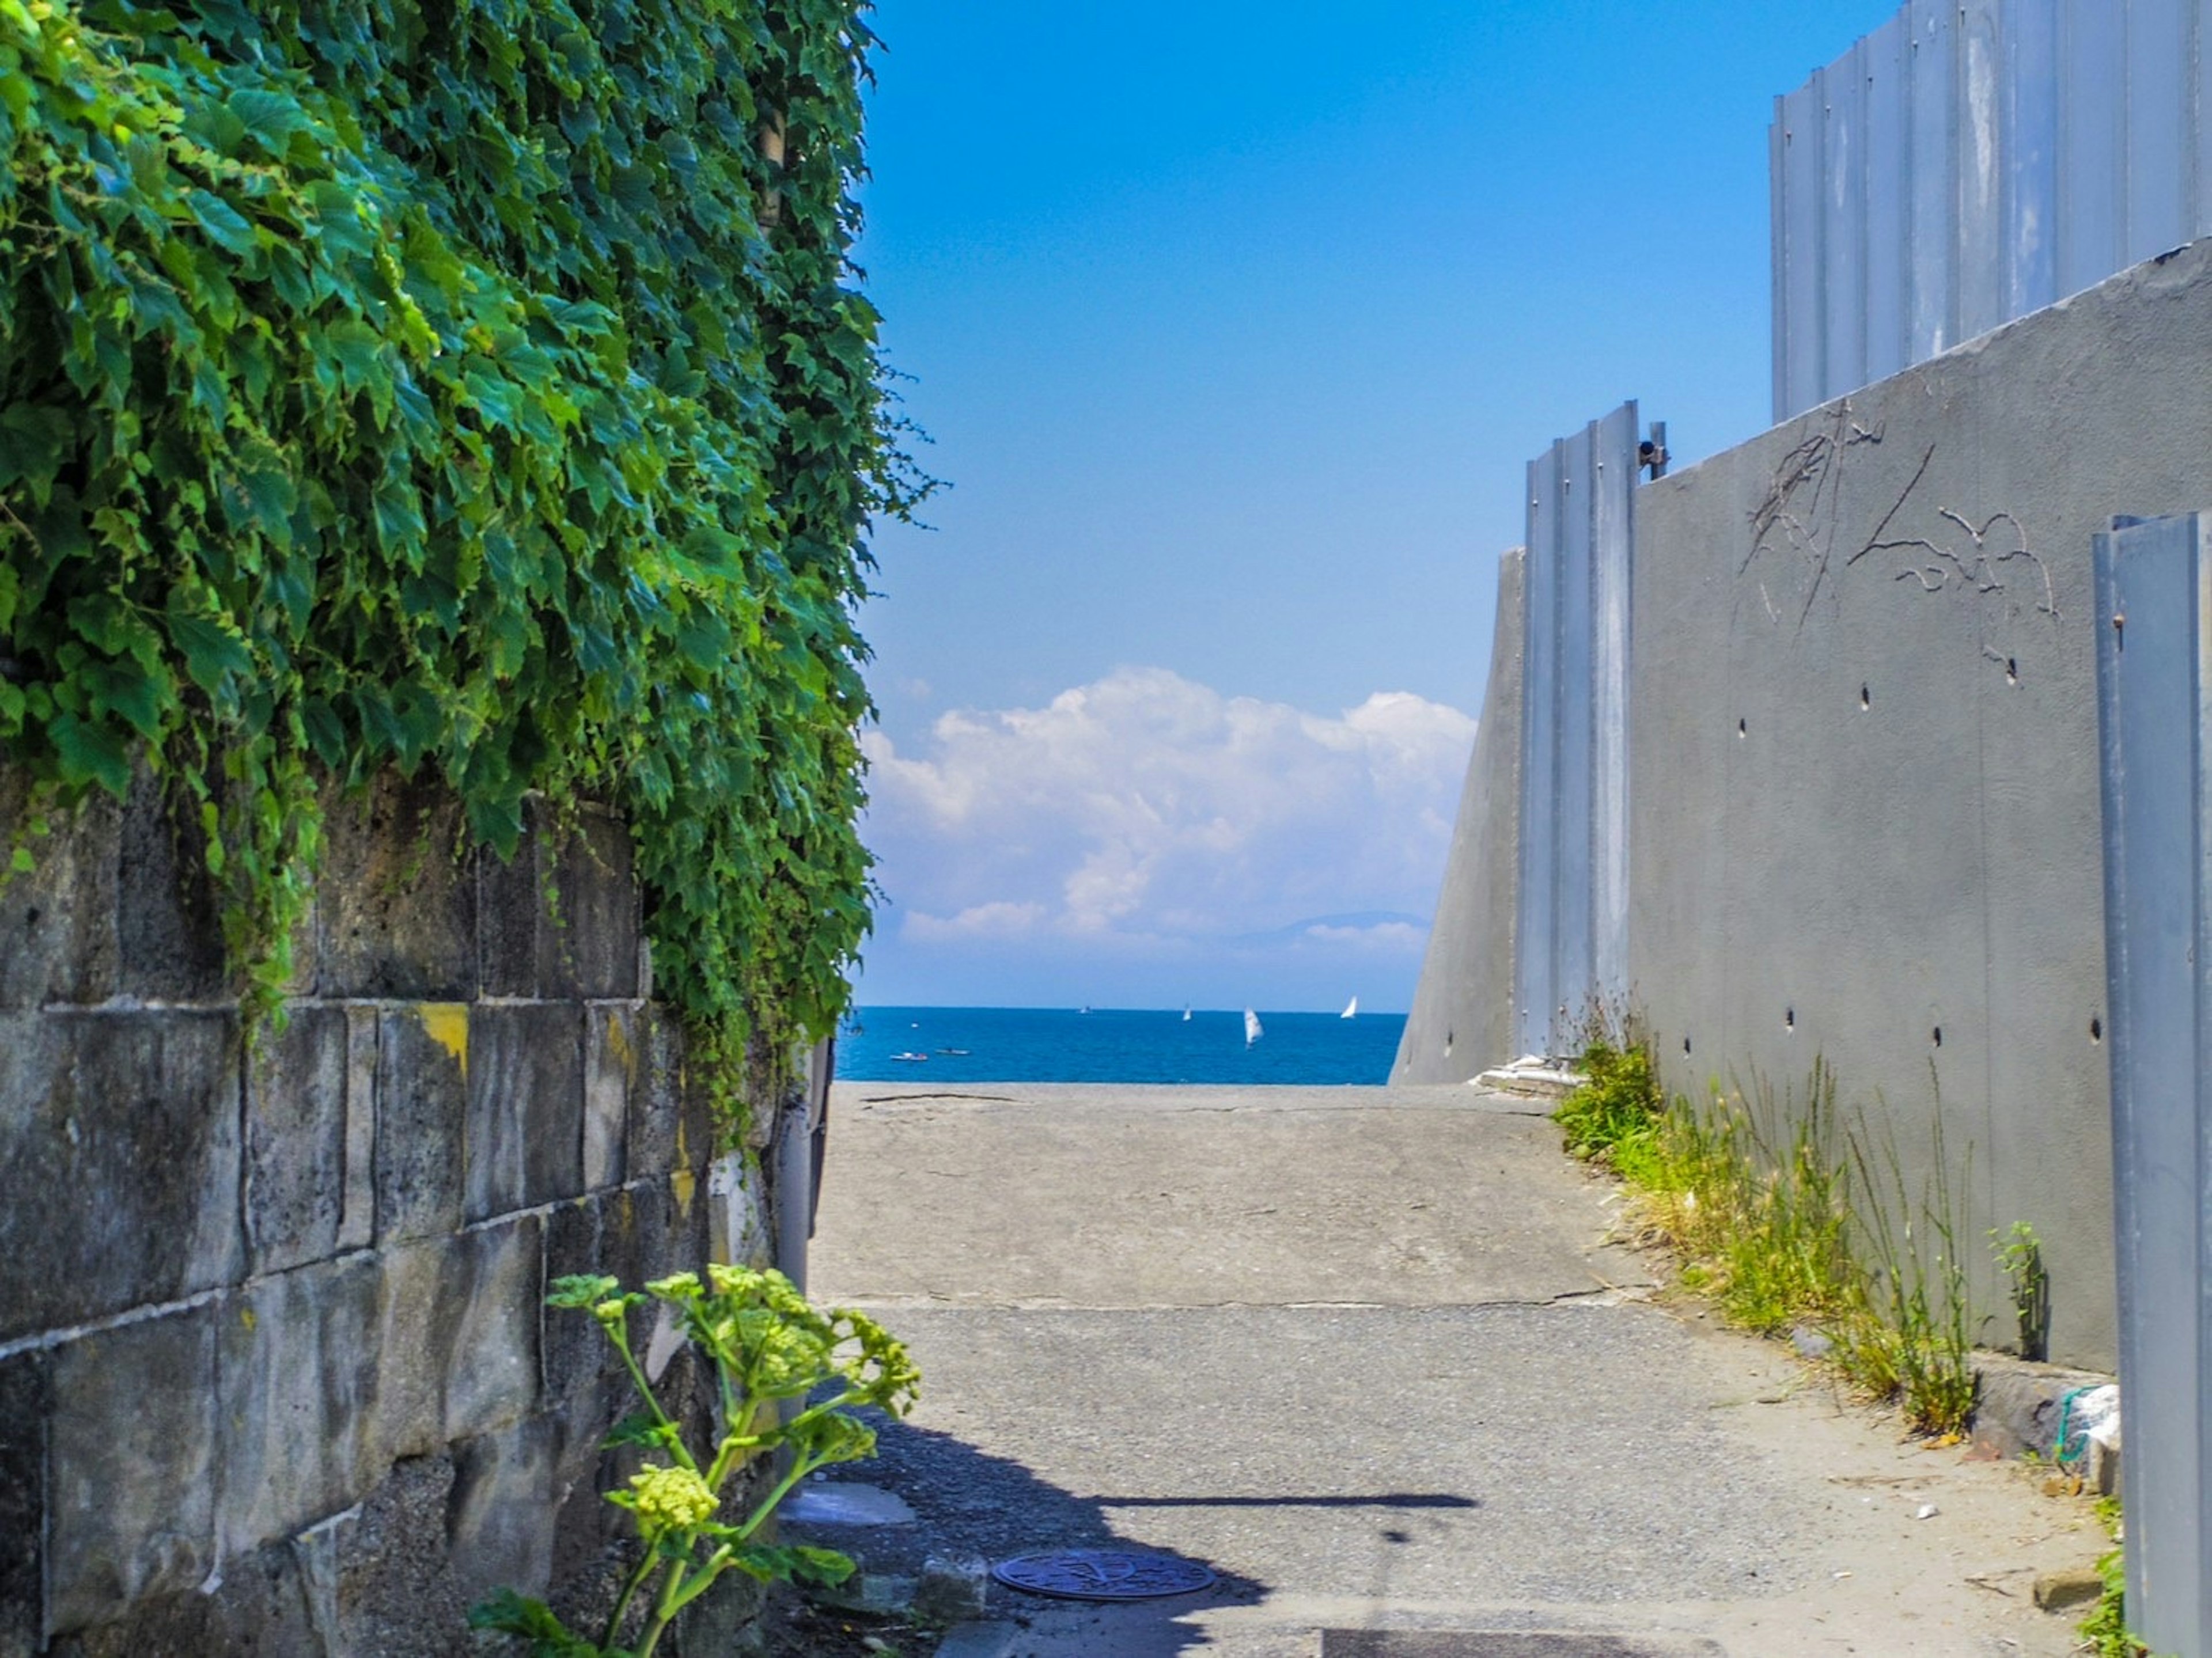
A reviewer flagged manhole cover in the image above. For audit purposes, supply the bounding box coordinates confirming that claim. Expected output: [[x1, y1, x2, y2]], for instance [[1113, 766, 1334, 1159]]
[[991, 1549, 1217, 1601]]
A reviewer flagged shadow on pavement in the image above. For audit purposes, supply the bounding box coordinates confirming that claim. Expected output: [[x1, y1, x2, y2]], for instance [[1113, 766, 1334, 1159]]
[[788, 1410, 1296, 1653]]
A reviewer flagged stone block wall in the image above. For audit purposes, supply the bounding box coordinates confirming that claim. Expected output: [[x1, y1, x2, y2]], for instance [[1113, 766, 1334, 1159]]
[[0, 771, 778, 1655]]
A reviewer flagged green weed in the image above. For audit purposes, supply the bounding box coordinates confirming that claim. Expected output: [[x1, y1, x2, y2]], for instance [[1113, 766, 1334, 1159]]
[[1556, 1044, 1978, 1436]]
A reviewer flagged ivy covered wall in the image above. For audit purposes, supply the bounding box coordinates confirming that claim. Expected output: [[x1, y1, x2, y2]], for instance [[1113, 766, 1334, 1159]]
[[0, 0, 922, 1060]]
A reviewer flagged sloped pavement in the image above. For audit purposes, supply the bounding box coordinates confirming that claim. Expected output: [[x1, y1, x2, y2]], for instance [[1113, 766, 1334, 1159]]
[[800, 1083, 2105, 1657]]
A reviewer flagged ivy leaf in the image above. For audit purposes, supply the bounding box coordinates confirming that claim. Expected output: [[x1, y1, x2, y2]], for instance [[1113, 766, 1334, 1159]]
[[167, 614, 256, 697], [48, 712, 134, 800], [184, 188, 259, 256]]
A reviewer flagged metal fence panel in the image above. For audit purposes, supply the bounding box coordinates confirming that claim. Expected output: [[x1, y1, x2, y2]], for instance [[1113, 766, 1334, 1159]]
[[1825, 42, 1869, 394], [2003, 0, 2059, 317], [1516, 450, 1560, 1057], [2127, 0, 2194, 263], [1958, 0, 2007, 342], [2094, 511, 2212, 1658], [1907, 0, 1958, 366], [1777, 0, 2212, 419], [1865, 16, 1911, 382], [1515, 406, 1638, 1057], [2060, 0, 2125, 297]]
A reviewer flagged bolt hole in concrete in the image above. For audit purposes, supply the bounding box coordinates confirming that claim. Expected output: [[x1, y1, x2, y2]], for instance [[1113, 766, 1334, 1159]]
[[1736, 718, 1747, 737], [2006, 657, 2019, 683], [1932, 1026, 1943, 1048], [2092, 1015, 2104, 1042], [1682, 1035, 1692, 1055], [1785, 1007, 1795, 1031], [1860, 683, 1870, 708]]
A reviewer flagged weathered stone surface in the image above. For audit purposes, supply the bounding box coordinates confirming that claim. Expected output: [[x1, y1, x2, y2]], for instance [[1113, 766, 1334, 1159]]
[[0, 1011, 243, 1342], [0, 780, 118, 1011], [0, 1353, 47, 1658], [325, 1454, 474, 1658], [465, 1003, 586, 1221], [217, 1254, 383, 1558], [582, 1004, 637, 1192], [49, 1541, 321, 1658], [47, 1308, 219, 1637], [544, 809, 640, 1000], [316, 775, 476, 999], [624, 1008, 710, 1181], [476, 825, 543, 999], [709, 1152, 772, 1270], [374, 1006, 467, 1244], [447, 1413, 561, 1604], [379, 1219, 544, 1453], [115, 771, 228, 1003], [245, 1006, 374, 1275]]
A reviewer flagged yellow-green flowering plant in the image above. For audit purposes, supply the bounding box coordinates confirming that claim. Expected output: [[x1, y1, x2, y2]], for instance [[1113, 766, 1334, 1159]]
[[469, 1265, 920, 1657]]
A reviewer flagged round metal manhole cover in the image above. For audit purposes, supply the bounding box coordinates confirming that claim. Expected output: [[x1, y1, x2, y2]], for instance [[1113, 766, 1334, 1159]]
[[991, 1549, 1217, 1601]]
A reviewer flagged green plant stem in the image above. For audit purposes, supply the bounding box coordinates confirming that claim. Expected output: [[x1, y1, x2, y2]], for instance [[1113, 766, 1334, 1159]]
[[600, 1550, 661, 1653]]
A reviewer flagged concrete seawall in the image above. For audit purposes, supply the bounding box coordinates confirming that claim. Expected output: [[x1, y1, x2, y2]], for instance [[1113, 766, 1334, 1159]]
[[1404, 237, 2212, 1370]]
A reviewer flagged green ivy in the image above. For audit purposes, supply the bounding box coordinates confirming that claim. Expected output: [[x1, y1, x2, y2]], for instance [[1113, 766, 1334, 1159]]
[[0, 0, 927, 1067]]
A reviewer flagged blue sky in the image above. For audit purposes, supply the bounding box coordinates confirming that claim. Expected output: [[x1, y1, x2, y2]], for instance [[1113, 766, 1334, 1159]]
[[849, 2, 1900, 1012]]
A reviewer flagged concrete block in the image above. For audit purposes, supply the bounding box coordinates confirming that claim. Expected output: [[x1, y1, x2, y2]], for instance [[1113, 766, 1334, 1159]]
[[245, 1006, 374, 1274], [46, 1308, 219, 1637], [582, 1006, 637, 1192], [0, 779, 118, 1011], [217, 1254, 383, 1558], [115, 771, 228, 1003], [1969, 1352, 2113, 1462], [932, 1622, 1021, 1658], [2034, 1566, 2106, 1612], [0, 1353, 48, 1658], [373, 1006, 466, 1244], [447, 1413, 560, 1604], [465, 1003, 586, 1221], [315, 775, 476, 999], [0, 1011, 244, 1342]]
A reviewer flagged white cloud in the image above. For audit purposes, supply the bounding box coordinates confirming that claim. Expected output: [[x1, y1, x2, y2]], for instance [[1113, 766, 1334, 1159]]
[[859, 667, 1474, 978]]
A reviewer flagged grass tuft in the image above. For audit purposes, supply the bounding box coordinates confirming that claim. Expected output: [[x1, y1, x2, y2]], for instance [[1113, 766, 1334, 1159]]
[[1554, 1035, 1976, 1436]]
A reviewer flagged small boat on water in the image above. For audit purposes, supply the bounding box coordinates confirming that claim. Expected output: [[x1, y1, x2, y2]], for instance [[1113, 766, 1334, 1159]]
[[891, 1051, 929, 1063], [1181, 1004, 1192, 1021], [1340, 996, 1358, 1019], [935, 1048, 970, 1056], [1244, 1008, 1263, 1046]]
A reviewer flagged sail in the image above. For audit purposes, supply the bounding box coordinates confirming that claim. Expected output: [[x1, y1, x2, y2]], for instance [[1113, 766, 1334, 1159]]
[[1340, 996, 1358, 1019], [1182, 1005, 1192, 1021], [1244, 1008, 1263, 1045]]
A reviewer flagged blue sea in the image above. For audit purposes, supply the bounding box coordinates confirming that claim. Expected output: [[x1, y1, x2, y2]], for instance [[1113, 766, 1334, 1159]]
[[834, 1006, 1407, 1086]]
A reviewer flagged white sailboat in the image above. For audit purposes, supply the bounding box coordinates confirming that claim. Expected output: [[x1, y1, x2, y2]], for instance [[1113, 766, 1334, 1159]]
[[1182, 1004, 1192, 1022], [1244, 1008, 1263, 1046], [1340, 996, 1358, 1019]]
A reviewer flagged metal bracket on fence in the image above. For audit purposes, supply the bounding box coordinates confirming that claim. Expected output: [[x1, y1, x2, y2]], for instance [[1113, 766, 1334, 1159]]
[[1639, 422, 1669, 480]]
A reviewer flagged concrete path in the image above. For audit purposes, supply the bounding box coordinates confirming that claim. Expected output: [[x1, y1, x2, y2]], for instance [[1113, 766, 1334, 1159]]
[[803, 1083, 2106, 1657]]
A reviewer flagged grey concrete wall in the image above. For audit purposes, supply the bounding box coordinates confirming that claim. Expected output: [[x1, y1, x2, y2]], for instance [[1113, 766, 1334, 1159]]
[[0, 771, 779, 1656], [1395, 549, 1525, 1083], [1631, 237, 2212, 1371]]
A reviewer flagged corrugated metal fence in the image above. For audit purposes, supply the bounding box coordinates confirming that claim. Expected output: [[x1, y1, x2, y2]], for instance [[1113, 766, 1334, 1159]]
[[1774, 0, 2212, 422], [2094, 511, 2212, 1658], [1514, 404, 1638, 1058]]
